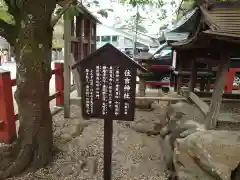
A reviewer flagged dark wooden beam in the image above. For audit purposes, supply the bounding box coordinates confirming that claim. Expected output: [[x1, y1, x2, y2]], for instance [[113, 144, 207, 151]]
[[176, 56, 183, 94], [88, 20, 92, 55], [188, 58, 197, 93], [80, 18, 84, 60], [188, 92, 209, 116], [205, 51, 230, 129], [92, 22, 97, 51], [194, 91, 240, 99]]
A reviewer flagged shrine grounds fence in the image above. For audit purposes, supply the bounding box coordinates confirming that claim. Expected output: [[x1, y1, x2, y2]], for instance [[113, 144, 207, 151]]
[[0, 62, 64, 144]]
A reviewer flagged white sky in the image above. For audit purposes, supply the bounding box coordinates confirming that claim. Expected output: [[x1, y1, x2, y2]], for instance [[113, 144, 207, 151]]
[[87, 0, 182, 35]]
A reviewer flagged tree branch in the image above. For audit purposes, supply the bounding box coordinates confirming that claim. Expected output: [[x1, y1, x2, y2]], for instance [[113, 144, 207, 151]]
[[51, 0, 74, 27], [0, 19, 17, 45]]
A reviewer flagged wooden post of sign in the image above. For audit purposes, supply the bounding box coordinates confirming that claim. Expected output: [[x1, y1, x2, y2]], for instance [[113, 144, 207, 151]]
[[103, 119, 113, 180], [71, 43, 147, 180]]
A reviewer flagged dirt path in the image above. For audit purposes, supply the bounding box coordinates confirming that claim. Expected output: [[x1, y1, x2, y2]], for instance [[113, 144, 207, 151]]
[[8, 104, 168, 180]]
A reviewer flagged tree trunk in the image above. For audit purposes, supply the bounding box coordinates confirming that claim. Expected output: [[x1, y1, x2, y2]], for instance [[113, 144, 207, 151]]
[[0, 1, 56, 179]]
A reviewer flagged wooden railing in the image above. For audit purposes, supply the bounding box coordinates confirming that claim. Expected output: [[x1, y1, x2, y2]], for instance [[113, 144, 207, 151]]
[[0, 62, 64, 144]]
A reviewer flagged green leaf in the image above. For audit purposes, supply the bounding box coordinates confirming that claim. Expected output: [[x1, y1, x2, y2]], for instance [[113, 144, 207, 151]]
[[0, 9, 14, 24], [107, 8, 113, 12], [52, 39, 64, 49], [97, 10, 108, 18], [92, 0, 100, 6], [120, 0, 162, 7], [0, 0, 14, 24]]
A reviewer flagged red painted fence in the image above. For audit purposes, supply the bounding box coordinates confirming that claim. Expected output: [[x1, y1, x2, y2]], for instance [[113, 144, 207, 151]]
[[0, 62, 64, 144], [145, 68, 240, 92]]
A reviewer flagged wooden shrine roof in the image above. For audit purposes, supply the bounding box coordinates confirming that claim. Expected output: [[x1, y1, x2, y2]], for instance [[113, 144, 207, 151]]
[[202, 1, 240, 40], [79, 5, 101, 23], [170, 1, 240, 49], [58, 0, 100, 23]]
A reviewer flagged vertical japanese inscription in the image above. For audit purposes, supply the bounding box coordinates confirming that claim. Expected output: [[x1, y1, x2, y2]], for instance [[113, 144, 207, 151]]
[[95, 65, 100, 99], [83, 64, 135, 120], [90, 69, 94, 113], [102, 65, 108, 115], [123, 69, 131, 115], [108, 66, 113, 108], [114, 67, 120, 116], [84, 68, 94, 114]]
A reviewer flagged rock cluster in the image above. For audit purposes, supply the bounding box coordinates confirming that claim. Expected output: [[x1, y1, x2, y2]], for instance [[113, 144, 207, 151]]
[[157, 101, 240, 180]]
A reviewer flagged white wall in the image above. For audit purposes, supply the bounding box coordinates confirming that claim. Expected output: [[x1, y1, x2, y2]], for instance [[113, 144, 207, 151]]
[[96, 24, 121, 36]]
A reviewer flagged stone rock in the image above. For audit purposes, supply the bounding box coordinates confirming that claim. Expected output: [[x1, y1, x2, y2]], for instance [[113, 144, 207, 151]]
[[173, 131, 240, 180], [131, 122, 154, 134], [85, 157, 97, 175], [62, 120, 95, 140], [135, 99, 153, 110], [166, 101, 205, 124], [60, 134, 73, 143], [71, 124, 84, 138], [59, 162, 75, 175], [131, 117, 158, 134]]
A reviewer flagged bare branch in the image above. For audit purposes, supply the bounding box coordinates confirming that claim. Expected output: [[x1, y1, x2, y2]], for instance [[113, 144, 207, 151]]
[[51, 0, 74, 27], [0, 19, 17, 45]]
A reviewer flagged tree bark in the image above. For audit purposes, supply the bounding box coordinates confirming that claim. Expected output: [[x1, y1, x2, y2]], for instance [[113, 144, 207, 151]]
[[0, 1, 56, 179]]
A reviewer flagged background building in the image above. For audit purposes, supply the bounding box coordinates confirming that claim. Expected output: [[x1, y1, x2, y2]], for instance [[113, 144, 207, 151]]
[[96, 24, 160, 51]]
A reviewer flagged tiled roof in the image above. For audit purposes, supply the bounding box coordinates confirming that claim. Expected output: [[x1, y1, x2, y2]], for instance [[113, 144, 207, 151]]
[[202, 2, 240, 38], [169, 1, 240, 49], [164, 8, 199, 42]]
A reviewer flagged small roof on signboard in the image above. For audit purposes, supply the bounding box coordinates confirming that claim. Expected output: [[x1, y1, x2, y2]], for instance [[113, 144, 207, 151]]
[[72, 43, 147, 72]]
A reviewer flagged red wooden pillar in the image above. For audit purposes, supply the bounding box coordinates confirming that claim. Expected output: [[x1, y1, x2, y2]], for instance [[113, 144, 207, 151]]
[[0, 69, 16, 143], [55, 62, 64, 106], [225, 68, 235, 92], [225, 68, 240, 92]]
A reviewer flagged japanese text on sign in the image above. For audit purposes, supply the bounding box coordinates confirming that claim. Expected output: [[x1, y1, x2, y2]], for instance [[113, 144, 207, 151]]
[[114, 67, 120, 116], [102, 65, 108, 115], [95, 65, 101, 99], [85, 68, 94, 114], [83, 64, 135, 120], [124, 69, 131, 115]]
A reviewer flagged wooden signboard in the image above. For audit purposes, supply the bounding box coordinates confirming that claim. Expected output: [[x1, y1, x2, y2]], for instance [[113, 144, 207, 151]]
[[72, 43, 146, 180]]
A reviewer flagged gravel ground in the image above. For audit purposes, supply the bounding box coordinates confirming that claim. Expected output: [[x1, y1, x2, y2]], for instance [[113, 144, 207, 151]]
[[7, 104, 168, 180], [4, 89, 240, 180]]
